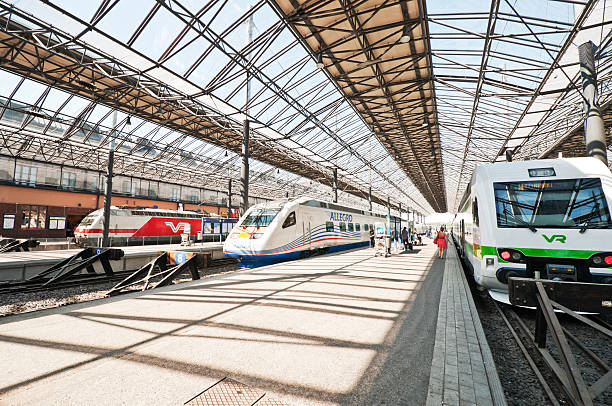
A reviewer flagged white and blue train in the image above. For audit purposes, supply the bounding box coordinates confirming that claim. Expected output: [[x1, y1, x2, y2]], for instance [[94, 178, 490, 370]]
[[223, 197, 402, 267]]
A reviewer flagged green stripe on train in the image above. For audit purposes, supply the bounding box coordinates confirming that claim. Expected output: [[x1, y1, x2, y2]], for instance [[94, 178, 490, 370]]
[[480, 245, 600, 260]]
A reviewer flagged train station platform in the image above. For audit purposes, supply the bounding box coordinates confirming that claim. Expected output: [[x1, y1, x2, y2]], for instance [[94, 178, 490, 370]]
[[0, 240, 504, 405], [0, 242, 225, 280]]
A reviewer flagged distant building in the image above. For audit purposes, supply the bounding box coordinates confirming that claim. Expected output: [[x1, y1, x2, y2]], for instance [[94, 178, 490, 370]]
[[0, 155, 253, 239]]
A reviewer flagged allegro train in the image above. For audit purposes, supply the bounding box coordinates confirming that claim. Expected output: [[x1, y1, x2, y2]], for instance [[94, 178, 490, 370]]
[[451, 157, 612, 304], [74, 207, 208, 246], [223, 197, 401, 267]]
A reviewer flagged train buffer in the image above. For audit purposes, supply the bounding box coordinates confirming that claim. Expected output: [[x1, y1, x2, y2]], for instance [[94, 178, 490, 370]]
[[0, 238, 39, 253], [106, 251, 210, 296], [26, 247, 124, 286]]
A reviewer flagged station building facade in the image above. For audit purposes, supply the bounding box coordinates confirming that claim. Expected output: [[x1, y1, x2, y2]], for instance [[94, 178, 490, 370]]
[[0, 155, 258, 239]]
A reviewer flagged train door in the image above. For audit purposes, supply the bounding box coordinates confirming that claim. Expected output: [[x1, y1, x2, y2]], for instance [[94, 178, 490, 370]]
[[302, 214, 312, 250], [307, 215, 313, 250], [460, 219, 465, 257]]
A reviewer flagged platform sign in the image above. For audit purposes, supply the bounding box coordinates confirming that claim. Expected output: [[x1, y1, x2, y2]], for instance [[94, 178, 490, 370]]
[[2, 213, 15, 229], [49, 216, 66, 230], [202, 220, 213, 234], [375, 222, 386, 237], [162, 251, 195, 265], [94, 247, 104, 255]]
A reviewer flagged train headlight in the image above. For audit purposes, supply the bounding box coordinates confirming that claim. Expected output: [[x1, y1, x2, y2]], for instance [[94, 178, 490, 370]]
[[497, 248, 526, 263], [588, 252, 612, 267], [251, 233, 263, 239]]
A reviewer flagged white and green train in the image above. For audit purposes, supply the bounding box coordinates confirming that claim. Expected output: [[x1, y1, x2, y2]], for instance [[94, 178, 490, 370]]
[[451, 157, 612, 303]]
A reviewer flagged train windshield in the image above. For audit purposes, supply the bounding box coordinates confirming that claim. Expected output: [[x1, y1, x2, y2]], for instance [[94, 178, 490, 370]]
[[494, 178, 612, 229], [80, 213, 99, 226], [241, 208, 281, 227]]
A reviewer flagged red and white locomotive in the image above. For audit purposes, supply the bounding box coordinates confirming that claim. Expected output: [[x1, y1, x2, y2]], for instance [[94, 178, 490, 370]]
[[74, 207, 207, 246]]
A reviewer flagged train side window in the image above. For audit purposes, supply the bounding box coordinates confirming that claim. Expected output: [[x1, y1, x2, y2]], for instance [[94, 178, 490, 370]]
[[364, 224, 368, 231], [325, 221, 334, 232], [282, 211, 296, 228], [355, 223, 361, 231], [473, 198, 479, 226], [348, 223, 354, 231], [369, 224, 374, 230], [339, 222, 346, 231]]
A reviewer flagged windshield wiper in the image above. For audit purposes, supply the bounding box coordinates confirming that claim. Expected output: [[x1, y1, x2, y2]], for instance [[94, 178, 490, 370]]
[[503, 207, 538, 233], [579, 203, 601, 234]]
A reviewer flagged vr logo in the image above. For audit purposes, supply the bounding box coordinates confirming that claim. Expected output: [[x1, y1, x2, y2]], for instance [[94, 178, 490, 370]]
[[542, 234, 566, 243], [165, 222, 190, 233]]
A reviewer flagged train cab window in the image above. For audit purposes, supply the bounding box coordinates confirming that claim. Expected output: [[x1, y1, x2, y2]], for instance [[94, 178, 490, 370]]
[[282, 211, 296, 228], [339, 222, 346, 231], [364, 224, 368, 231], [348, 223, 354, 231], [473, 198, 479, 227], [325, 221, 334, 232], [356, 224, 361, 231]]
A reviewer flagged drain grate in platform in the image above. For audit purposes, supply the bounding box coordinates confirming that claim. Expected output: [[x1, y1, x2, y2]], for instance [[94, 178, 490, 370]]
[[185, 377, 289, 406]]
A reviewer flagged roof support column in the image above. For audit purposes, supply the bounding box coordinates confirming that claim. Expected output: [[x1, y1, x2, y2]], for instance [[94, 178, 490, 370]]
[[241, 119, 249, 214], [579, 41, 607, 166], [227, 178, 232, 218], [332, 168, 338, 203], [101, 149, 113, 248], [368, 186, 372, 212]]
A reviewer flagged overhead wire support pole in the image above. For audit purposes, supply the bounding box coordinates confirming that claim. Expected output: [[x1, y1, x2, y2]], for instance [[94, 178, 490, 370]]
[[241, 10, 253, 215], [368, 186, 372, 212], [332, 167, 338, 203], [102, 111, 117, 248], [579, 40, 607, 166], [227, 178, 232, 218]]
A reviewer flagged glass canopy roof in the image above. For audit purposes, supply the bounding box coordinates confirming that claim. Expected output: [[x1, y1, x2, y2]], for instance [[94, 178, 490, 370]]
[[0, 0, 609, 213]]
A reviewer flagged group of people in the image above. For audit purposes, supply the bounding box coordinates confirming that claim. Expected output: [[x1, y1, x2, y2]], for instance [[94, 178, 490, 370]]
[[369, 225, 448, 258]]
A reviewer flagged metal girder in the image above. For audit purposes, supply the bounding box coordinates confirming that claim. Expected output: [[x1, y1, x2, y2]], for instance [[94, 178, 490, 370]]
[[269, 0, 447, 212], [0, 1, 430, 214]]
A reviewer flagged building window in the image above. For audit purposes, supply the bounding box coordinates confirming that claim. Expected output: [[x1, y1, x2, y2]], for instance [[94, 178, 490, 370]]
[[189, 193, 198, 203], [21, 205, 47, 229], [325, 221, 334, 232], [171, 188, 180, 201], [15, 164, 37, 186], [62, 172, 76, 189], [90, 176, 98, 191]]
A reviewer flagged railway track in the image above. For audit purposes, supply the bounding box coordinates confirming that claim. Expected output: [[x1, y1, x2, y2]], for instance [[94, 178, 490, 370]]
[[0, 257, 238, 295], [492, 295, 612, 406]]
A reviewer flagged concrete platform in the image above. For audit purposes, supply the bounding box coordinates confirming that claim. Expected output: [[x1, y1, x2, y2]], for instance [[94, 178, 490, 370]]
[[0, 243, 445, 405], [0, 242, 225, 280], [426, 243, 506, 406]]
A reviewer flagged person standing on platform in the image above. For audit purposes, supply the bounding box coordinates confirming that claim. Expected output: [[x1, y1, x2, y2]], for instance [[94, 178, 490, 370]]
[[369, 227, 375, 248], [435, 226, 448, 258], [401, 227, 409, 251]]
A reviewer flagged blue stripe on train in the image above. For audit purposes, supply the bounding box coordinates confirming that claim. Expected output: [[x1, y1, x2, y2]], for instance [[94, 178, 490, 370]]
[[228, 240, 369, 268]]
